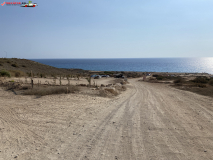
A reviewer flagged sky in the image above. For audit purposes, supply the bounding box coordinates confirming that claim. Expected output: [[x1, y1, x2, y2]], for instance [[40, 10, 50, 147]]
[[0, 0, 213, 59]]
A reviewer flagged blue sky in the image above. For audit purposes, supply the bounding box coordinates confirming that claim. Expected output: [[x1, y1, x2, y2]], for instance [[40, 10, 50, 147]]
[[0, 0, 213, 58]]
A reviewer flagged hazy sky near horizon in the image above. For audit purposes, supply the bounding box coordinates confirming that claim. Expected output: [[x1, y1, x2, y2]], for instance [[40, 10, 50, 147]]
[[1, 0, 213, 58]]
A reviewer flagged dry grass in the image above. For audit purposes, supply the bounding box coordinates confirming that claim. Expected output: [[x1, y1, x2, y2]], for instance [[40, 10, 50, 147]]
[[99, 88, 119, 97], [173, 84, 213, 98], [171, 77, 213, 97], [23, 85, 79, 96]]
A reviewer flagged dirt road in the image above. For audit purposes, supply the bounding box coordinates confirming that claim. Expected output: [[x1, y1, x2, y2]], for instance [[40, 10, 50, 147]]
[[0, 79, 213, 160]]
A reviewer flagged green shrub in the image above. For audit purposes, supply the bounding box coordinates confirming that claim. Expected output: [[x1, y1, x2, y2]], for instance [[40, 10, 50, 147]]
[[0, 70, 11, 77], [11, 63, 18, 67]]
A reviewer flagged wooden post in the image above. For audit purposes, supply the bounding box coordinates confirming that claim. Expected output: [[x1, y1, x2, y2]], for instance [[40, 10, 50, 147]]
[[60, 75, 62, 86], [31, 79, 33, 88]]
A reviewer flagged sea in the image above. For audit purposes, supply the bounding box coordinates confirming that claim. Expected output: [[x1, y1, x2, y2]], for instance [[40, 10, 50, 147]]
[[31, 58, 213, 74]]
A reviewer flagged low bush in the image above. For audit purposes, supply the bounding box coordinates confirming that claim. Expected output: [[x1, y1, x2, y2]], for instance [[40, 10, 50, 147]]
[[174, 77, 184, 84], [0, 70, 11, 77], [197, 83, 207, 88], [23, 85, 79, 96], [11, 63, 18, 67], [192, 77, 209, 84], [104, 88, 118, 96], [22, 65, 26, 67], [0, 63, 2, 66], [40, 73, 45, 78], [152, 74, 159, 78], [15, 71, 21, 77], [208, 79, 213, 86]]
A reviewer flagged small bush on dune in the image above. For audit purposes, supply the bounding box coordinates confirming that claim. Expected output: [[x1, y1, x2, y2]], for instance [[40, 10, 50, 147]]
[[11, 63, 18, 67], [0, 70, 11, 77], [23, 85, 79, 96], [174, 77, 184, 84], [192, 77, 209, 84]]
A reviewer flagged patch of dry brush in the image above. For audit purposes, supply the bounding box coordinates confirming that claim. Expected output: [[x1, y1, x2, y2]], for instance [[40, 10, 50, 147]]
[[23, 85, 79, 96]]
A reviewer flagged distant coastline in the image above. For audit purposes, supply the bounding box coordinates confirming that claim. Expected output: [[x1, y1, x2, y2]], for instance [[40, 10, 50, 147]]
[[31, 58, 213, 74]]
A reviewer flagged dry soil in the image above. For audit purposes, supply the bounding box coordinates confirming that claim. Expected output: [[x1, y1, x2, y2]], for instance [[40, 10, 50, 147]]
[[0, 79, 213, 160]]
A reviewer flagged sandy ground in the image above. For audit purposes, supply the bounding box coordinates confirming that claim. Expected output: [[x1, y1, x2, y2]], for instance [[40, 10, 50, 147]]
[[0, 79, 213, 160]]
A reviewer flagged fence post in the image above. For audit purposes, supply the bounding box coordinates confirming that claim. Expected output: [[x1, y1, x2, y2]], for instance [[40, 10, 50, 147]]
[[31, 79, 33, 88]]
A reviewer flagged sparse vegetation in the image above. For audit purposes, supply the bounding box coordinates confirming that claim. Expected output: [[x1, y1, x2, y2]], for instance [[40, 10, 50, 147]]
[[85, 76, 91, 86], [209, 79, 213, 86], [174, 77, 184, 83], [23, 86, 79, 96], [11, 63, 18, 67], [104, 88, 118, 95], [99, 88, 118, 97], [171, 76, 213, 97], [0, 58, 91, 77], [0, 70, 11, 77], [191, 77, 209, 84]]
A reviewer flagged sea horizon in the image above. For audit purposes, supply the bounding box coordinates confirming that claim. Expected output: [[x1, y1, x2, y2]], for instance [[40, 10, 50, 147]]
[[31, 57, 213, 74]]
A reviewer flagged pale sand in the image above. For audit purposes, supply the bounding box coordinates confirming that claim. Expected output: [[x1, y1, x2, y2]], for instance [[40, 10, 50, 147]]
[[0, 78, 213, 159]]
